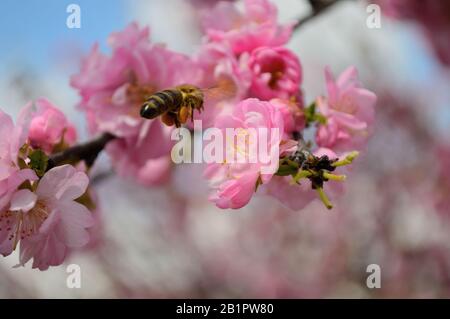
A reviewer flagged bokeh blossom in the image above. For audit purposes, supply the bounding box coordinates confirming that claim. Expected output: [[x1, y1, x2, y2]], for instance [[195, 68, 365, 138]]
[[374, 0, 450, 66], [201, 0, 293, 55], [28, 98, 77, 154], [315, 66, 377, 153]]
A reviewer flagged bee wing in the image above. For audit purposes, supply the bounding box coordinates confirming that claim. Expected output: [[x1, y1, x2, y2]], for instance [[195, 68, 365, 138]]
[[202, 77, 237, 103]]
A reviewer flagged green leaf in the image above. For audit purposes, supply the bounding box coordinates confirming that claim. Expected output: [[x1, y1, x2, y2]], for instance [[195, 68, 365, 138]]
[[304, 101, 327, 126], [29, 149, 49, 177], [304, 102, 316, 125], [275, 164, 298, 176]]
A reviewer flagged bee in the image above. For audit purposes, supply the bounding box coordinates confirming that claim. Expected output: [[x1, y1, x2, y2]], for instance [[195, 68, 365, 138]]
[[140, 79, 236, 127]]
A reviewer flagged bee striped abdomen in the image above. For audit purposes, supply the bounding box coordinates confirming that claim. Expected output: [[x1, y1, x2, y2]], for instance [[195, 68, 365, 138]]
[[140, 89, 183, 119]]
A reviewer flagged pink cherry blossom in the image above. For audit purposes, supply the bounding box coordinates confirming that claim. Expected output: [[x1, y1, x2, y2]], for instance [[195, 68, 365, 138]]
[[71, 23, 200, 185], [248, 46, 302, 101], [28, 98, 77, 154], [0, 107, 38, 214], [105, 120, 173, 186], [263, 175, 316, 211], [0, 165, 93, 270], [315, 66, 377, 153], [205, 98, 285, 209], [269, 99, 305, 136], [201, 0, 293, 55], [192, 42, 251, 128]]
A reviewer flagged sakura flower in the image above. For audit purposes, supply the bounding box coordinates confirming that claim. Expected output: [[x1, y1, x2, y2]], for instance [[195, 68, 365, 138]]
[[263, 175, 316, 211], [0, 108, 38, 213], [315, 66, 377, 153], [71, 23, 200, 185], [28, 98, 77, 154], [192, 42, 251, 128], [248, 47, 302, 101], [205, 98, 285, 209], [269, 98, 305, 137], [106, 121, 173, 186], [0, 165, 93, 270], [201, 0, 293, 55]]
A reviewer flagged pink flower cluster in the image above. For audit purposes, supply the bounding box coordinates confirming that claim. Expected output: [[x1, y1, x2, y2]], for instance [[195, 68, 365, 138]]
[[71, 23, 199, 186], [70, 0, 305, 197], [0, 100, 94, 270], [0, 0, 378, 272], [315, 66, 377, 153], [198, 2, 376, 209], [70, 0, 376, 210]]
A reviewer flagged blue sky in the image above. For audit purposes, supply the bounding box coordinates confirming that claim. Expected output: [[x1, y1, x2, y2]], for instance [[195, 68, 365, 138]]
[[0, 0, 128, 72]]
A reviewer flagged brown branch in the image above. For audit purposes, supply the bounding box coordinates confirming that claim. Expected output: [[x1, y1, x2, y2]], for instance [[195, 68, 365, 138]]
[[47, 133, 116, 171], [293, 0, 347, 30]]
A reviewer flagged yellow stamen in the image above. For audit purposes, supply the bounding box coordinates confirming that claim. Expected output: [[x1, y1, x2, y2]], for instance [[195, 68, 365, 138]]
[[316, 187, 333, 210], [12, 212, 23, 250], [332, 151, 359, 167], [323, 172, 346, 182], [292, 170, 312, 184]]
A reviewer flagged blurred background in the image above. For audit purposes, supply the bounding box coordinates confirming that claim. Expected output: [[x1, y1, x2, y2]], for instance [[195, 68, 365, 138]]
[[0, 0, 449, 298]]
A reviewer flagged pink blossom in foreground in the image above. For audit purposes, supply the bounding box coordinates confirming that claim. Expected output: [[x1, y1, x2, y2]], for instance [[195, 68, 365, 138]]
[[205, 98, 285, 209], [315, 66, 377, 153], [28, 98, 77, 154], [71, 23, 199, 185], [201, 0, 293, 55], [248, 46, 302, 101], [0, 108, 38, 213], [0, 165, 93, 270]]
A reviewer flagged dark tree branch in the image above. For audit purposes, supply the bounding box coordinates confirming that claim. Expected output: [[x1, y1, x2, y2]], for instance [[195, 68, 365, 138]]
[[293, 0, 345, 30], [47, 133, 116, 171]]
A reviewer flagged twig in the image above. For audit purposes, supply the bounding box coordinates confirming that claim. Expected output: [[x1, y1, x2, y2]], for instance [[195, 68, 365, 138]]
[[90, 169, 115, 185], [47, 133, 116, 170], [293, 0, 344, 30]]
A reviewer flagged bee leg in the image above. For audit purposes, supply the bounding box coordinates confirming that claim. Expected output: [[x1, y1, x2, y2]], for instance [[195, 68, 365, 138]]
[[161, 112, 175, 127], [179, 106, 191, 124], [174, 117, 181, 128]]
